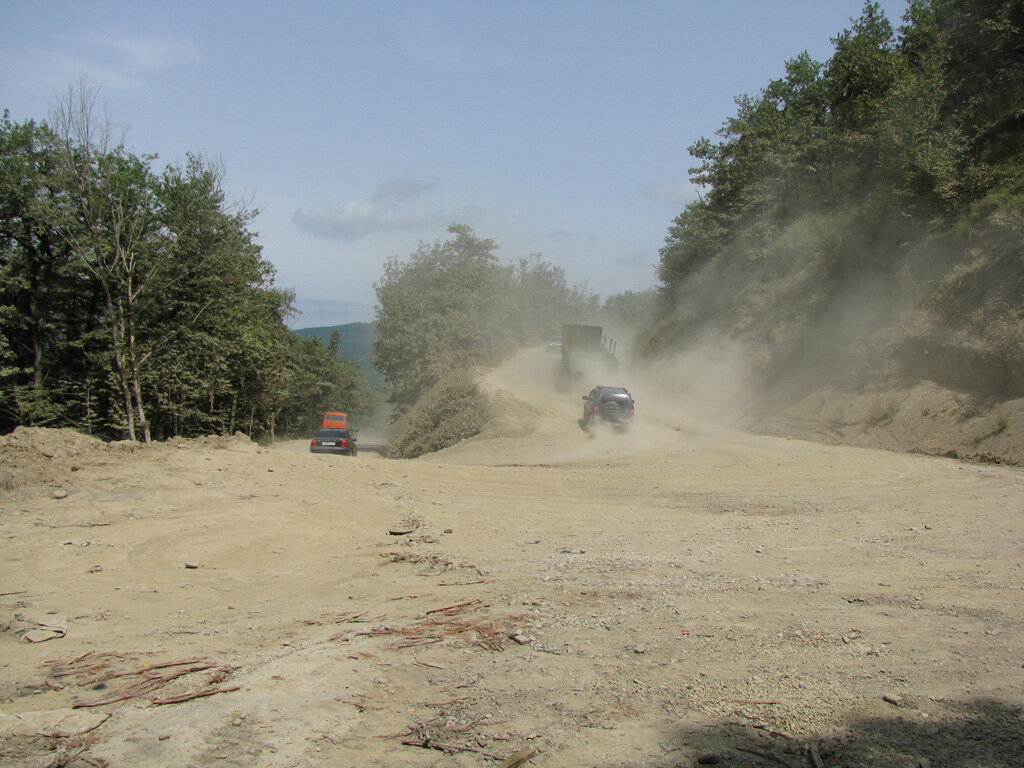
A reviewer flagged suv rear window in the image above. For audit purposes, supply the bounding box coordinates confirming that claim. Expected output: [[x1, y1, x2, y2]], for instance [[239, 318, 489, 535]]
[[602, 393, 631, 403], [315, 428, 349, 438]]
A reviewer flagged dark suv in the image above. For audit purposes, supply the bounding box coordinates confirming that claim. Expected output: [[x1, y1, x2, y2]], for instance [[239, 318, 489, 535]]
[[581, 386, 635, 429], [310, 428, 358, 456]]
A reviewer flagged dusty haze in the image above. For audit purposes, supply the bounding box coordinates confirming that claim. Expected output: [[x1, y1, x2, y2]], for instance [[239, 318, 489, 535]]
[[637, 215, 1024, 466]]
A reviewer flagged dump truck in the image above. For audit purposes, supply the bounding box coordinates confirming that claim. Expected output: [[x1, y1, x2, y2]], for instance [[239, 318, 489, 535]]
[[559, 324, 618, 384]]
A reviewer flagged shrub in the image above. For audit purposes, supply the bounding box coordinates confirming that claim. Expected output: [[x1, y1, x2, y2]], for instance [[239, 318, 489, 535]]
[[387, 371, 490, 458]]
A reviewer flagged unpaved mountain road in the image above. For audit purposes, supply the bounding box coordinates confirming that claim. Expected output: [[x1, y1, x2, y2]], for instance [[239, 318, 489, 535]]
[[2, 348, 1023, 768]]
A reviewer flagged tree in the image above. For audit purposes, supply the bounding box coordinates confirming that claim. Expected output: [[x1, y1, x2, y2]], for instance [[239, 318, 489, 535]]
[[47, 83, 165, 442], [601, 289, 658, 330], [1, 92, 366, 442], [373, 224, 502, 411], [275, 333, 364, 438], [0, 112, 110, 432], [930, 0, 1024, 165], [142, 154, 282, 438], [658, 197, 732, 291], [648, 0, 1024, 395], [0, 114, 67, 426], [495, 254, 591, 348], [825, 2, 901, 132], [373, 224, 592, 413]]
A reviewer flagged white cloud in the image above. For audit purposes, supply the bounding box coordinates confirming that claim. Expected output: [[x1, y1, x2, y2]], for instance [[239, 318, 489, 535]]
[[2, 48, 135, 93], [4, 33, 201, 94], [293, 173, 449, 242], [103, 36, 201, 70]]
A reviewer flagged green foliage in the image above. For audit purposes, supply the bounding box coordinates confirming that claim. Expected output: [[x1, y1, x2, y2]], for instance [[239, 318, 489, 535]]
[[600, 289, 658, 330], [658, 200, 732, 287], [373, 224, 590, 414], [650, 0, 1024, 407], [0, 99, 363, 442], [655, 3, 1023, 303], [386, 371, 490, 459], [274, 333, 366, 438], [372, 223, 591, 454], [660, 0, 1024, 299], [0, 113, 100, 430], [372, 224, 497, 412], [826, 2, 900, 131], [924, 0, 1024, 165]]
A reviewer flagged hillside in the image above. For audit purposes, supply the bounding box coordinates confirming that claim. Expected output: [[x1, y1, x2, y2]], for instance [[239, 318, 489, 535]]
[[640, 211, 1024, 467], [646, 0, 1024, 465], [293, 322, 381, 385]]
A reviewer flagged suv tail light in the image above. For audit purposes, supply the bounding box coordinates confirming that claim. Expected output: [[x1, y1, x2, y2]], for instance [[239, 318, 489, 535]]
[[310, 439, 317, 446], [341, 439, 348, 447], [593, 405, 599, 413]]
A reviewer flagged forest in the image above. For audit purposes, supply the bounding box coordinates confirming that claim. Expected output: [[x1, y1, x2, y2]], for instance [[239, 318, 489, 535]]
[[0, 88, 363, 443], [649, 0, 1024, 409]]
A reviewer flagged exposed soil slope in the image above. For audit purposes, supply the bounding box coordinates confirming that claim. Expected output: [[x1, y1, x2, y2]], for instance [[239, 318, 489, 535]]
[[2, 347, 1023, 767], [749, 380, 1024, 467]]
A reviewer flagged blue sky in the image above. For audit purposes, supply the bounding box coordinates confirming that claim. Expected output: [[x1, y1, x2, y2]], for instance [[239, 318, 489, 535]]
[[2, 0, 910, 327]]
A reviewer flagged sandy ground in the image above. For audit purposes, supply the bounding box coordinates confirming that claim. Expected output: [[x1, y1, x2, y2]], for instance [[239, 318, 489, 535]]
[[2, 348, 1023, 768]]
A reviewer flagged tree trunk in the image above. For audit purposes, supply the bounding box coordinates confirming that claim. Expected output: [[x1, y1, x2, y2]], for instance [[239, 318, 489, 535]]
[[130, 371, 149, 443], [175, 385, 183, 437], [85, 375, 93, 435], [125, 309, 150, 443], [29, 293, 43, 394], [108, 308, 137, 442], [25, 272, 43, 426]]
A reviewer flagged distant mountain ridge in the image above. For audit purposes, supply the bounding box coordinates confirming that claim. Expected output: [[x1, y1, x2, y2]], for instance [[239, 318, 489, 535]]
[[294, 322, 379, 383]]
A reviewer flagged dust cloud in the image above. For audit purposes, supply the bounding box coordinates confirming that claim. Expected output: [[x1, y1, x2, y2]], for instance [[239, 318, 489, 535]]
[[470, 342, 723, 468], [603, 209, 1024, 465]]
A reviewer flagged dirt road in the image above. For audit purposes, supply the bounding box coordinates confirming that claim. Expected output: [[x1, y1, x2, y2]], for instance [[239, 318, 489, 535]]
[[2, 348, 1023, 767]]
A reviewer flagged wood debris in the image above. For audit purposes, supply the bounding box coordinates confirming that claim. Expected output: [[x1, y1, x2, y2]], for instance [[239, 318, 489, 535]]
[[150, 685, 241, 705], [46, 651, 239, 708], [426, 599, 483, 615], [355, 600, 523, 652], [401, 737, 502, 759]]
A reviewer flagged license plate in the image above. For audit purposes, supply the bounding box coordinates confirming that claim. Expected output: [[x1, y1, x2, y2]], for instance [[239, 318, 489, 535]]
[[321, 441, 336, 446]]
